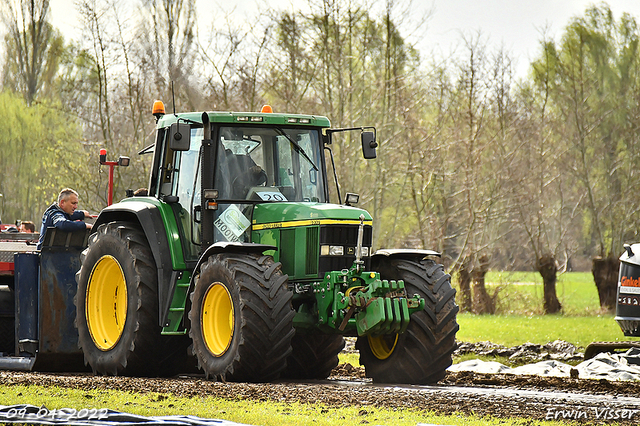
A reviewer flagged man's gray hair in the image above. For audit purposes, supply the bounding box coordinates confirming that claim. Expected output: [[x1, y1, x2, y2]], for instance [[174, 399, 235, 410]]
[[58, 188, 79, 203]]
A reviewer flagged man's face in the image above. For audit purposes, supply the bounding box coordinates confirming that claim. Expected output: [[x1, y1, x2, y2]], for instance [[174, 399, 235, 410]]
[[59, 194, 79, 215]]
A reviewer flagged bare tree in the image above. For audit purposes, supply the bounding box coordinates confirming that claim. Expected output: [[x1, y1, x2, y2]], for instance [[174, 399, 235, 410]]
[[512, 35, 584, 314], [264, 10, 316, 112], [534, 5, 640, 310], [1, 0, 63, 104], [78, 0, 113, 144], [139, 0, 197, 109], [433, 36, 522, 313], [200, 8, 270, 112]]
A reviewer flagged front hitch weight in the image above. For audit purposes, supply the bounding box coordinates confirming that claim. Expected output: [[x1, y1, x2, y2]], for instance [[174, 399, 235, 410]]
[[314, 266, 426, 336]]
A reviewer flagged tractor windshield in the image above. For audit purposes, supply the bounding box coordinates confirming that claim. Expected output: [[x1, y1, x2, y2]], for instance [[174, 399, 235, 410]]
[[215, 126, 326, 203]]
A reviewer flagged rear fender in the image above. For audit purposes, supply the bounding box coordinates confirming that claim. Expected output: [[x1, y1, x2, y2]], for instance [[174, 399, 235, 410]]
[[93, 202, 174, 327]]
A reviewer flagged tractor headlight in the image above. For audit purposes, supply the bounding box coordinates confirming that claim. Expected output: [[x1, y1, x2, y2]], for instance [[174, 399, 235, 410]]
[[321, 245, 344, 256]]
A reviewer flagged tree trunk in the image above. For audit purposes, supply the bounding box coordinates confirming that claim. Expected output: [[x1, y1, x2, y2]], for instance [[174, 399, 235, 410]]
[[536, 253, 562, 314], [472, 255, 495, 314], [592, 255, 620, 311], [458, 262, 473, 313]]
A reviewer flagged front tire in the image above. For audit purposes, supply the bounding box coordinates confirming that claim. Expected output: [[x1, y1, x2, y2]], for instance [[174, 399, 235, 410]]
[[75, 222, 161, 376], [356, 257, 459, 384], [188, 253, 295, 382]]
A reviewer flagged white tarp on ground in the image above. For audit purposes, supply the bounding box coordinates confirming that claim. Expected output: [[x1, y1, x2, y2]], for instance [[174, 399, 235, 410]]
[[448, 348, 640, 381]]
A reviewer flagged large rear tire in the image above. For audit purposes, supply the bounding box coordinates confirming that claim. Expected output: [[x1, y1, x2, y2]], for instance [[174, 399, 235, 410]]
[[282, 333, 345, 379], [75, 222, 162, 376], [188, 253, 295, 382], [356, 257, 459, 384]]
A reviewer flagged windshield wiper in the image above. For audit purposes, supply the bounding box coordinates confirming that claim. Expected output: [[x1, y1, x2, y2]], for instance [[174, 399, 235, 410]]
[[274, 127, 318, 171]]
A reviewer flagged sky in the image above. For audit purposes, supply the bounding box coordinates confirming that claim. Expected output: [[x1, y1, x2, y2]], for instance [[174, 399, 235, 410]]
[[47, 0, 640, 78]]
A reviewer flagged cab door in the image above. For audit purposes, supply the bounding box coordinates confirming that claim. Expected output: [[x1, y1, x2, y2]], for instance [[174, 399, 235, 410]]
[[169, 127, 203, 262]]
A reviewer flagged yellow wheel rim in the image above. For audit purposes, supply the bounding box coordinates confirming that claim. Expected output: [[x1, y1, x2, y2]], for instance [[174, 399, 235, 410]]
[[368, 334, 399, 360], [86, 255, 128, 351], [201, 283, 234, 357]]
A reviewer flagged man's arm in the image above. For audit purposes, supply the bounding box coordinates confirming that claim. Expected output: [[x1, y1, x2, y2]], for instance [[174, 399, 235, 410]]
[[51, 211, 89, 232], [69, 210, 87, 221]]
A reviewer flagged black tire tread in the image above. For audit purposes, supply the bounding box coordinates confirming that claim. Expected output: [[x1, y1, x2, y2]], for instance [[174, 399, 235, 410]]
[[282, 333, 345, 379], [356, 257, 459, 384], [75, 221, 162, 376], [188, 252, 295, 382]]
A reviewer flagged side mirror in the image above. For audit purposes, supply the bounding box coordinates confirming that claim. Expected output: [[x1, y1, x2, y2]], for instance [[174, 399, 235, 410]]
[[361, 131, 377, 159], [168, 122, 191, 151], [322, 132, 332, 145]]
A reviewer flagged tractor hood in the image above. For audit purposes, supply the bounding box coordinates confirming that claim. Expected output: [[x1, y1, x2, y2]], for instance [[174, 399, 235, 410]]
[[252, 202, 373, 230]]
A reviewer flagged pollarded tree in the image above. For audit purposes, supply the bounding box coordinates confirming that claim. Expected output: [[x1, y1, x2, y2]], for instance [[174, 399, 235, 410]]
[[439, 35, 520, 313], [535, 5, 640, 310], [514, 35, 582, 314]]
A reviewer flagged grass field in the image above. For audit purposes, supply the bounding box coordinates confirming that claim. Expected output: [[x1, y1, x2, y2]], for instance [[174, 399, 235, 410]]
[[451, 270, 640, 368], [465, 271, 604, 316], [456, 313, 625, 347], [0, 383, 573, 426], [452, 271, 636, 347]]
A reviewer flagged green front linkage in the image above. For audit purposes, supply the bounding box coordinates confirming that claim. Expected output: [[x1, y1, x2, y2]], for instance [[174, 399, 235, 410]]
[[313, 264, 425, 336], [295, 215, 425, 336]]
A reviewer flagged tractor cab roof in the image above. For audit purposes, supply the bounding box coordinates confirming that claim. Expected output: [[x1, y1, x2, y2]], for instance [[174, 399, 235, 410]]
[[156, 110, 331, 129]]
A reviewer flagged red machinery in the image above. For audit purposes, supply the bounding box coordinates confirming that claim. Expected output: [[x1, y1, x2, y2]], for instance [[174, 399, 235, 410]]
[[99, 149, 130, 206]]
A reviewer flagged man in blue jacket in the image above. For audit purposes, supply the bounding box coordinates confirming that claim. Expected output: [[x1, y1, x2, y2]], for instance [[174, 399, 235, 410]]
[[37, 188, 92, 250]]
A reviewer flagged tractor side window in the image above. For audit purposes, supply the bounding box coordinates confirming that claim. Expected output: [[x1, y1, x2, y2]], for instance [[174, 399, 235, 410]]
[[155, 130, 174, 198], [276, 136, 294, 189], [174, 128, 202, 204], [297, 133, 321, 202], [172, 127, 203, 260]]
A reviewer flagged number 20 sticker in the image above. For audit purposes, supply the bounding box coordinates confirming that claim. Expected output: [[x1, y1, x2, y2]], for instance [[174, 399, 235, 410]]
[[256, 191, 288, 202]]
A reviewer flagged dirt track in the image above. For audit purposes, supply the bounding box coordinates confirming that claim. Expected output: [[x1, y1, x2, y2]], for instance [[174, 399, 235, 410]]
[[2, 366, 640, 424]]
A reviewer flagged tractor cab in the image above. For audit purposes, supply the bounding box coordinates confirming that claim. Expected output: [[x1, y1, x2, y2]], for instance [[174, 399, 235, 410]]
[[144, 104, 374, 269]]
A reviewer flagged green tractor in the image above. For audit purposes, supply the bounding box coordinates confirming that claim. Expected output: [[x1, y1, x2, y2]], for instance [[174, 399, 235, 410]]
[[74, 102, 459, 384]]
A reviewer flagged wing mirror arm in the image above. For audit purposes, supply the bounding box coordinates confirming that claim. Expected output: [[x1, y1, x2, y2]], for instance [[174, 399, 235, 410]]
[[325, 126, 377, 159]]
